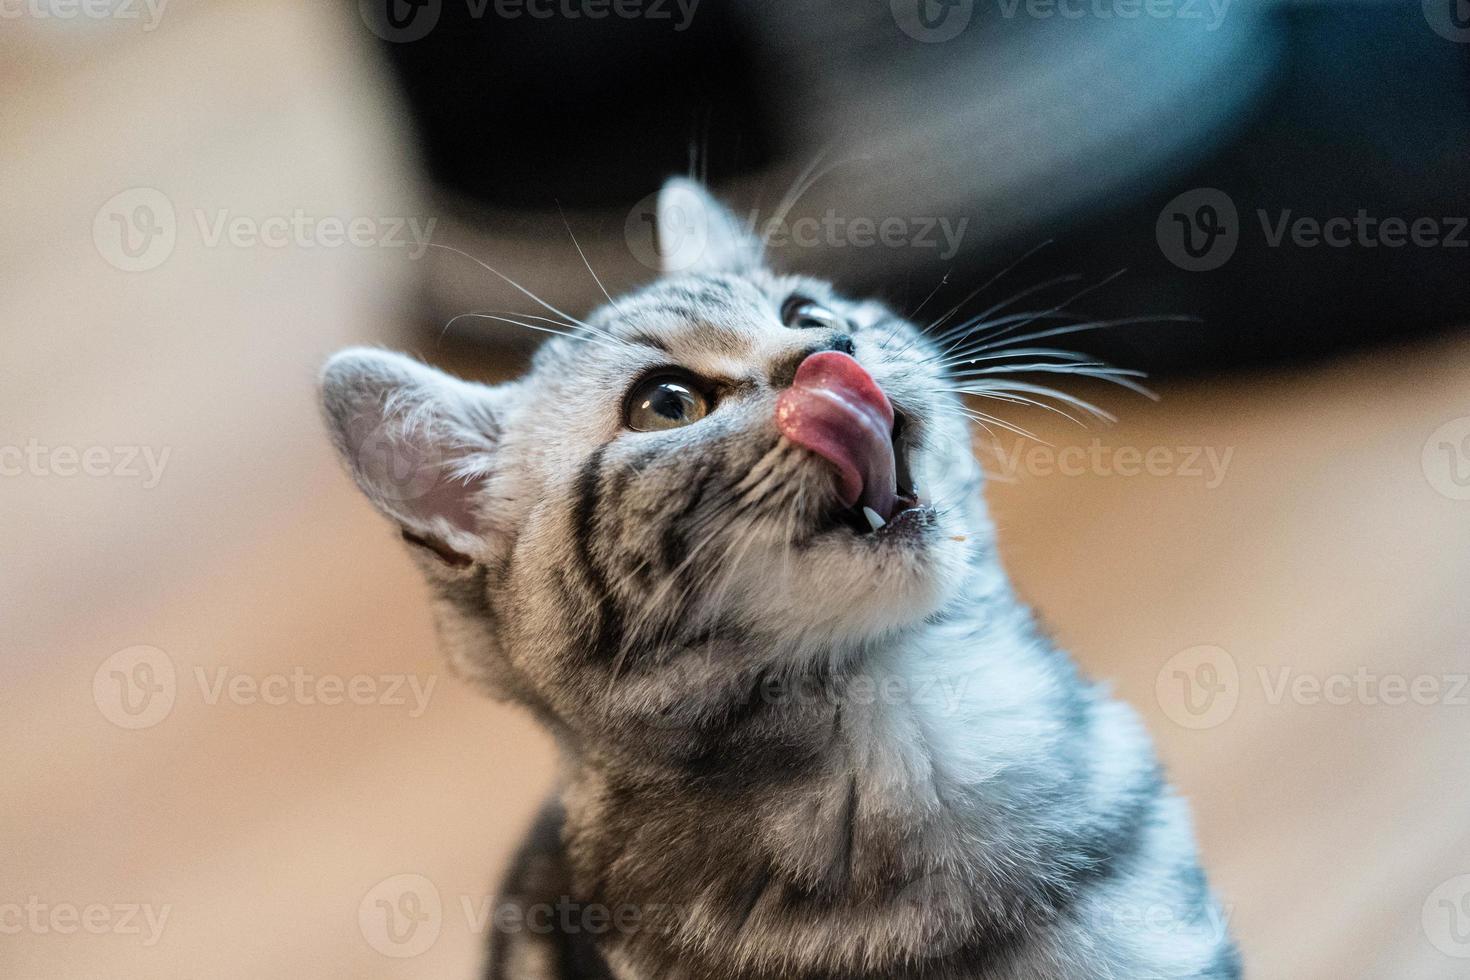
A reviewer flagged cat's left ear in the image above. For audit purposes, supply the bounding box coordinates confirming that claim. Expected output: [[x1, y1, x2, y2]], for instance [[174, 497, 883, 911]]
[[319, 348, 514, 568], [656, 177, 761, 275]]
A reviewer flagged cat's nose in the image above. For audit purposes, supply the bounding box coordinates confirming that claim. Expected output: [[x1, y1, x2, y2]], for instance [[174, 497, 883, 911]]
[[772, 334, 857, 386]]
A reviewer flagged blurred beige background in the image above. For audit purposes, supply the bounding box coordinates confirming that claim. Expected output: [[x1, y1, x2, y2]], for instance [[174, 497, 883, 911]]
[[4, 2, 1470, 978]]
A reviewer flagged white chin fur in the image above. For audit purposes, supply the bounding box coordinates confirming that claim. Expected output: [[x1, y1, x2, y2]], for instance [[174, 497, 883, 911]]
[[728, 522, 970, 646]]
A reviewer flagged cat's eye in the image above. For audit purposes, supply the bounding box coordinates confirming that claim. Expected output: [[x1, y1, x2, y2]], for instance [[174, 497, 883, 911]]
[[782, 296, 844, 331], [625, 376, 710, 431]]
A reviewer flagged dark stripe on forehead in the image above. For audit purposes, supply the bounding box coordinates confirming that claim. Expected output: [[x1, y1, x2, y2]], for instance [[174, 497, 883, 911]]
[[571, 443, 625, 659]]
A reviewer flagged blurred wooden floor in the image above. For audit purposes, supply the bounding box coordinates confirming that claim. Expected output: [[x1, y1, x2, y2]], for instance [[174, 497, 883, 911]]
[[3, 4, 1470, 978]]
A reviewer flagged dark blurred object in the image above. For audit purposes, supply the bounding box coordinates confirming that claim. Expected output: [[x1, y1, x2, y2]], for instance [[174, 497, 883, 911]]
[[367, 0, 1470, 376]]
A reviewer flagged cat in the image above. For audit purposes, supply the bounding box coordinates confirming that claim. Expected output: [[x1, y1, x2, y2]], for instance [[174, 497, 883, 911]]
[[319, 179, 1240, 979]]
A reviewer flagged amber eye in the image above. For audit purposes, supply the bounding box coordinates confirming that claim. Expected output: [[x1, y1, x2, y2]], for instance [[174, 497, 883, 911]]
[[782, 296, 845, 331], [626, 376, 711, 431]]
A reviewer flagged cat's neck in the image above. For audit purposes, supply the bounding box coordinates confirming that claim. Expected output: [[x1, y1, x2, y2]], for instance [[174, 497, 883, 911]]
[[551, 548, 1098, 975]]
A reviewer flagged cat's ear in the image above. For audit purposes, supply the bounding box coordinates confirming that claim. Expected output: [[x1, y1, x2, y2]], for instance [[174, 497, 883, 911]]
[[319, 348, 513, 567], [656, 177, 761, 275]]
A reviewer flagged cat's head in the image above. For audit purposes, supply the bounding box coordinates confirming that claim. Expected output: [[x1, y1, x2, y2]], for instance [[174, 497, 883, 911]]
[[321, 180, 986, 742]]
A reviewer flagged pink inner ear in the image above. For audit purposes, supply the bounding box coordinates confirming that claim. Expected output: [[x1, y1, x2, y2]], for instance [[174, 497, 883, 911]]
[[406, 467, 489, 535]]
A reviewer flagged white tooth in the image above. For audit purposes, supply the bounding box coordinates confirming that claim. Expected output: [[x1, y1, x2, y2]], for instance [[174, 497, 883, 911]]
[[862, 506, 886, 531]]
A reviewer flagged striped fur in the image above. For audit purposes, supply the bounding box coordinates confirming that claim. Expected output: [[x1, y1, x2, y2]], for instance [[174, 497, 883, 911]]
[[320, 182, 1238, 979]]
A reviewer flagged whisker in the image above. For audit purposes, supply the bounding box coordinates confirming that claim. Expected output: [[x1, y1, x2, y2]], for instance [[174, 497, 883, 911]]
[[759, 146, 867, 255], [424, 242, 633, 350], [947, 381, 1119, 422], [441, 312, 625, 353], [965, 314, 1199, 356], [930, 311, 1094, 363], [556, 200, 618, 309], [932, 268, 1128, 364], [950, 404, 1047, 443], [929, 274, 1084, 346], [906, 268, 952, 323], [923, 239, 1056, 332], [939, 346, 1102, 369], [952, 389, 1092, 428], [948, 362, 1148, 380]]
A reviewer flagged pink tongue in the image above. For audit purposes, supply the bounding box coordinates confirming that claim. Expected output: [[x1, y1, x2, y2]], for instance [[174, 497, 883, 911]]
[[775, 351, 897, 518]]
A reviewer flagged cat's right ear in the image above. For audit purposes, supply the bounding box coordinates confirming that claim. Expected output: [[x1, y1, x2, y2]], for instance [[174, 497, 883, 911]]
[[656, 177, 762, 275], [319, 348, 513, 568]]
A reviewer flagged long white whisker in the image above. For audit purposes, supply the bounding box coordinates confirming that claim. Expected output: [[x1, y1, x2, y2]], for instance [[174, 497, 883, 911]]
[[930, 274, 1083, 348], [424, 242, 632, 349], [939, 346, 1102, 369], [952, 389, 1091, 427], [442, 312, 624, 353], [965, 314, 1199, 355], [948, 381, 1120, 422], [760, 147, 837, 250], [556, 200, 618, 309], [951, 403, 1047, 442], [949, 363, 1148, 380], [934, 268, 1129, 364]]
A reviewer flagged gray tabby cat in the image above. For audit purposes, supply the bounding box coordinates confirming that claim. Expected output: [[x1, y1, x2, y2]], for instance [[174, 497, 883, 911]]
[[320, 180, 1239, 979]]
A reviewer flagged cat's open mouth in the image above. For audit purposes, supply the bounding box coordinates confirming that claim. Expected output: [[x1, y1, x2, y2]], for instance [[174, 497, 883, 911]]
[[774, 351, 933, 540], [832, 409, 928, 537]]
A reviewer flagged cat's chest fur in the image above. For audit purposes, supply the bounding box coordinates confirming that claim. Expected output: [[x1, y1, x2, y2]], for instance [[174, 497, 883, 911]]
[[487, 568, 1238, 980]]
